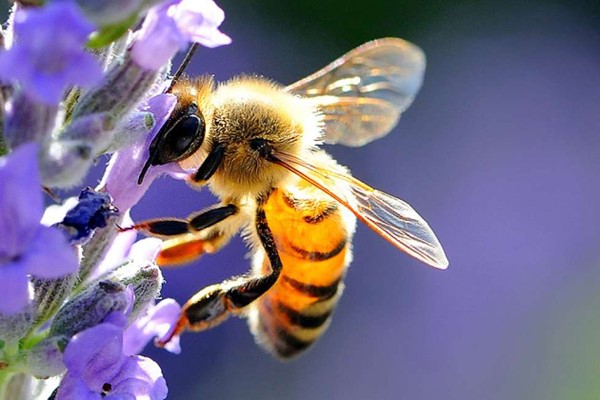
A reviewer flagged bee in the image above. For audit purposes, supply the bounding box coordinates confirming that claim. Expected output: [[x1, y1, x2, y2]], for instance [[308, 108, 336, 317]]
[[132, 38, 448, 359]]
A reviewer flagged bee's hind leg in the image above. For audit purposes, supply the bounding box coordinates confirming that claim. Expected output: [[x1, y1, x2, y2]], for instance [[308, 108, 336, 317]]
[[158, 207, 282, 345]]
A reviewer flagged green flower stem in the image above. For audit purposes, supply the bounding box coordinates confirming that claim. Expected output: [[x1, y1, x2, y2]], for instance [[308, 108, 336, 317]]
[[0, 371, 15, 400], [0, 132, 7, 157]]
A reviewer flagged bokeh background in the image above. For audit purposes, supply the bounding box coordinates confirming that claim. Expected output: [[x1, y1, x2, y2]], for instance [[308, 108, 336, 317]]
[[121, 0, 599, 399]]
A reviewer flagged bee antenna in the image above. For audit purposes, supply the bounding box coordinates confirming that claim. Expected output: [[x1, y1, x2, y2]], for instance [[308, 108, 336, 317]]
[[167, 43, 199, 93]]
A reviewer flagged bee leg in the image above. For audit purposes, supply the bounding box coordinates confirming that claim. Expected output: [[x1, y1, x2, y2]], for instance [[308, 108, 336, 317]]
[[158, 207, 282, 344], [121, 204, 238, 266], [122, 204, 237, 238], [189, 142, 225, 185], [156, 235, 218, 266]]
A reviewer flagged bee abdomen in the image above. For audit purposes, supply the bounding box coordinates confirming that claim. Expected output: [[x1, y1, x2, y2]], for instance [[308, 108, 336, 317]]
[[253, 280, 345, 359], [248, 186, 355, 358]]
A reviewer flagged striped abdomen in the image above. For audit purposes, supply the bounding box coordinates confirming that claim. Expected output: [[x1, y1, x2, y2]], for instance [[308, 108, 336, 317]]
[[247, 183, 356, 358]]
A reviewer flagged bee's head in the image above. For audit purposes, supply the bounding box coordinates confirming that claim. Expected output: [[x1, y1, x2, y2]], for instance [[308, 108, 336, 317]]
[[199, 77, 319, 195], [138, 77, 214, 185]]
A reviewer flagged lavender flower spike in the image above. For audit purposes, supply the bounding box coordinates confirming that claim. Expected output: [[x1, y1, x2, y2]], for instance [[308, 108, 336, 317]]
[[131, 0, 231, 70], [0, 144, 78, 315], [0, 2, 102, 105], [56, 312, 168, 400]]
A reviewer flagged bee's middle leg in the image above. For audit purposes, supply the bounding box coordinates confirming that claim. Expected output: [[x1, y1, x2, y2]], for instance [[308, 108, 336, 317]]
[[123, 204, 238, 266], [158, 207, 282, 345]]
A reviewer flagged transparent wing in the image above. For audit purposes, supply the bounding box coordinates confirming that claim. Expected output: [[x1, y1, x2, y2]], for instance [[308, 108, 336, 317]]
[[286, 38, 426, 147], [273, 152, 448, 269]]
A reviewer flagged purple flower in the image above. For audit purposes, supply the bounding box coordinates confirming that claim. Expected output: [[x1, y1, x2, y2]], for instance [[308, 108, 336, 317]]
[[123, 299, 182, 355], [0, 144, 79, 315], [100, 93, 186, 211], [131, 0, 231, 70], [0, 2, 102, 104], [56, 312, 168, 400]]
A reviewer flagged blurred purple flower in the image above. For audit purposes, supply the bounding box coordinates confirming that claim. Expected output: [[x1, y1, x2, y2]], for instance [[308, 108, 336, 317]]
[[131, 0, 231, 70], [100, 93, 186, 211], [56, 312, 168, 400], [0, 144, 78, 315], [124, 299, 182, 355], [0, 2, 102, 104]]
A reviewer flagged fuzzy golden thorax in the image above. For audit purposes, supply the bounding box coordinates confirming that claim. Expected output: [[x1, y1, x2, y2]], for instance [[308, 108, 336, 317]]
[[205, 77, 322, 200]]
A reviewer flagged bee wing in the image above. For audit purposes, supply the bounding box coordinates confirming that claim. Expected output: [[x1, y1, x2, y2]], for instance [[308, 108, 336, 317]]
[[285, 38, 425, 147], [274, 152, 448, 269]]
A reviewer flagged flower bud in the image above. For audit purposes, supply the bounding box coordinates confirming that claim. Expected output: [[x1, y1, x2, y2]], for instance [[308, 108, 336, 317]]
[[58, 112, 114, 152], [108, 262, 163, 322], [55, 187, 119, 245], [32, 274, 77, 325], [49, 280, 132, 338], [72, 56, 160, 123], [39, 112, 120, 188]]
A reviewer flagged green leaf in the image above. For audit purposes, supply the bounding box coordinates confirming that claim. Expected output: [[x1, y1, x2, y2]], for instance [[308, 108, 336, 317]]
[[87, 14, 138, 49]]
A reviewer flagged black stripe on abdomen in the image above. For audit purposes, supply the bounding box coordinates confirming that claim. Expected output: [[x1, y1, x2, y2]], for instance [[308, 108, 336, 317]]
[[257, 311, 313, 358], [273, 325, 313, 355], [282, 275, 341, 299], [289, 238, 347, 262], [276, 300, 332, 329]]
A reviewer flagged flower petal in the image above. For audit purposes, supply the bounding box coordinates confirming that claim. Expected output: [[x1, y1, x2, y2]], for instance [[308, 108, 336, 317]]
[[128, 238, 163, 263], [63, 321, 125, 381], [175, 0, 231, 48], [130, 0, 230, 70], [130, 7, 182, 70], [25, 227, 78, 278], [108, 356, 168, 400], [63, 51, 104, 88], [123, 299, 182, 355], [95, 212, 137, 277], [56, 373, 102, 400], [0, 143, 43, 260], [0, 3, 101, 105], [0, 262, 31, 315]]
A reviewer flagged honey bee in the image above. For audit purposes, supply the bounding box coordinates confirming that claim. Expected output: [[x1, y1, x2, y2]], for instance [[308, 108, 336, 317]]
[[132, 38, 448, 359]]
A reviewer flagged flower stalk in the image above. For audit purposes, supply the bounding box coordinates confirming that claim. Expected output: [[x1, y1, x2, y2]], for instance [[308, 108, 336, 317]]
[[0, 0, 231, 398]]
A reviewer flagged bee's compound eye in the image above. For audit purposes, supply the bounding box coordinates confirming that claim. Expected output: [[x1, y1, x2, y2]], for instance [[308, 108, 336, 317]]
[[171, 115, 203, 154], [154, 112, 206, 165], [139, 105, 206, 185]]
